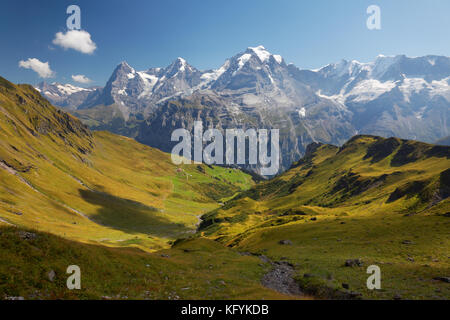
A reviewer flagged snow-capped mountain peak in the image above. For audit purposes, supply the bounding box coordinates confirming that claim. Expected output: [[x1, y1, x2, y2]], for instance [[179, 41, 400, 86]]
[[246, 45, 284, 65], [248, 45, 271, 62], [35, 82, 94, 96], [34, 82, 97, 109]]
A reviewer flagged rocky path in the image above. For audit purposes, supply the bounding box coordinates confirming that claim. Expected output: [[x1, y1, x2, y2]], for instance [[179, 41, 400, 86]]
[[261, 260, 304, 296], [240, 252, 304, 297]]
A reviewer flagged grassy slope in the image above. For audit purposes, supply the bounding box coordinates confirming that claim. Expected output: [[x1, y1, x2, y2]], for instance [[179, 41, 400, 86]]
[[0, 77, 253, 251], [200, 136, 450, 299], [0, 226, 292, 300]]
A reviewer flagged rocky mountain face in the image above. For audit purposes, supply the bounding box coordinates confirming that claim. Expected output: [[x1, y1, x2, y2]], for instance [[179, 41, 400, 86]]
[[36, 47, 450, 174], [290, 55, 450, 142]]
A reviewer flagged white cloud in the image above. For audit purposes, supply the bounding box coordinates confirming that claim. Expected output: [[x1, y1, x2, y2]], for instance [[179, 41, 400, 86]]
[[52, 30, 97, 54], [71, 74, 92, 84], [19, 58, 55, 78]]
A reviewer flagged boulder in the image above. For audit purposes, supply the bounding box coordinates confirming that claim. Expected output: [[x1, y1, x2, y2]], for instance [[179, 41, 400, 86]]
[[345, 259, 364, 267], [48, 270, 56, 282], [433, 277, 450, 283], [18, 231, 37, 241]]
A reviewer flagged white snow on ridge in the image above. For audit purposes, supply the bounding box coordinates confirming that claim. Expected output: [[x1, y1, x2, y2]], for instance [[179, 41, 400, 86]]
[[431, 77, 450, 97], [238, 53, 252, 69], [137, 71, 159, 99], [177, 57, 187, 68], [56, 84, 92, 95], [348, 79, 396, 102], [298, 107, 306, 118], [117, 89, 127, 96], [399, 78, 427, 102], [400, 77, 450, 102], [249, 46, 271, 63], [317, 79, 396, 103], [273, 54, 283, 64], [200, 60, 230, 83], [414, 106, 427, 120], [318, 76, 450, 104], [249, 45, 283, 64], [314, 55, 399, 79]]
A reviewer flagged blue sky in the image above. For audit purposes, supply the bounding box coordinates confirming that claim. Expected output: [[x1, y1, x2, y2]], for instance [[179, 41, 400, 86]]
[[1, 0, 449, 86]]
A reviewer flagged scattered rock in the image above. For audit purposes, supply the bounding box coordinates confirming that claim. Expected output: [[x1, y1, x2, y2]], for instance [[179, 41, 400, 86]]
[[279, 240, 293, 245], [407, 257, 415, 262], [433, 277, 450, 283], [262, 262, 302, 296], [47, 270, 56, 282], [5, 296, 24, 300], [160, 254, 170, 258], [258, 255, 271, 264], [401, 240, 414, 245], [342, 283, 350, 289], [345, 259, 364, 267], [18, 231, 37, 241]]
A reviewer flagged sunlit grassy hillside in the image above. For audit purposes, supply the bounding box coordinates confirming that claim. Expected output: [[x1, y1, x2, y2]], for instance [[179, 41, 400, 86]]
[[0, 226, 296, 300], [200, 136, 450, 299], [0, 77, 253, 251]]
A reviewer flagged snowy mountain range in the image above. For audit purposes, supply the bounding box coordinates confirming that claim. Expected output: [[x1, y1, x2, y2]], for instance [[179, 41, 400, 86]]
[[34, 82, 100, 110], [36, 46, 450, 173]]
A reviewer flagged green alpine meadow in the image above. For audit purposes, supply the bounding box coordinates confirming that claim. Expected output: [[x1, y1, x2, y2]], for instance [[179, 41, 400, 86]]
[[0, 76, 448, 300]]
